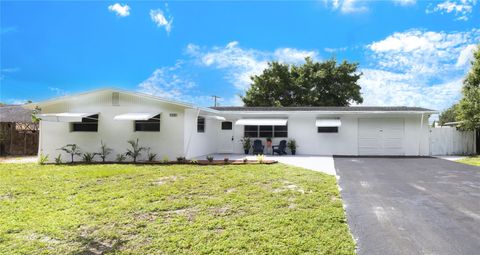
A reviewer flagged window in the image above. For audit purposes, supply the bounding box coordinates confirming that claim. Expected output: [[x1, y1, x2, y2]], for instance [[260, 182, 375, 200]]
[[135, 114, 160, 132], [317, 127, 338, 133], [72, 114, 98, 132], [197, 116, 205, 133], [221, 121, 232, 130], [244, 125, 288, 138]]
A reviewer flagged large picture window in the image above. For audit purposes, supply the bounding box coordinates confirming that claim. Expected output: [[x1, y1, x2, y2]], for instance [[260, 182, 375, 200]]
[[135, 114, 160, 132], [72, 114, 98, 132], [244, 125, 288, 138], [197, 116, 205, 133]]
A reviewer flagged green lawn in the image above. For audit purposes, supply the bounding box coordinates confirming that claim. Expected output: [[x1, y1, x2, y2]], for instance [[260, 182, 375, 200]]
[[0, 163, 355, 255], [457, 156, 480, 166]]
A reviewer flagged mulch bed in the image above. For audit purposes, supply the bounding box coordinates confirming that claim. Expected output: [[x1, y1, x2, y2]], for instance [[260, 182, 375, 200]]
[[43, 160, 277, 165]]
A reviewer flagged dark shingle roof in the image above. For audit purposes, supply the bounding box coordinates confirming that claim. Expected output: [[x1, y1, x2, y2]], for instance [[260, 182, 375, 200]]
[[0, 105, 34, 123], [210, 106, 436, 112]]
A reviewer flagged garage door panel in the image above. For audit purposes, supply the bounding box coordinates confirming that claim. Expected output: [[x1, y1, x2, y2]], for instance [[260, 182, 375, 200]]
[[358, 118, 405, 155]]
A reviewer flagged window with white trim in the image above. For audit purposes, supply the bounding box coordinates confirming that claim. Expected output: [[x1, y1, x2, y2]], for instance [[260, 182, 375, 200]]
[[135, 114, 160, 132], [244, 125, 288, 138]]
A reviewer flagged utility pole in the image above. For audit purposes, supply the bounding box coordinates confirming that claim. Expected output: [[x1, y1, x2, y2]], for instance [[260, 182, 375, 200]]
[[211, 95, 221, 107]]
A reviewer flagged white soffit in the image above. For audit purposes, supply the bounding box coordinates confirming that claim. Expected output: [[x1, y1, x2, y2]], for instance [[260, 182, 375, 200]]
[[315, 119, 341, 127], [114, 113, 160, 121], [38, 113, 98, 122], [235, 119, 288, 126]]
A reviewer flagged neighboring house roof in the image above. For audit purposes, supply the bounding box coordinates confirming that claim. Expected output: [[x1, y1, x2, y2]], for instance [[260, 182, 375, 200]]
[[210, 106, 437, 114], [0, 105, 34, 123]]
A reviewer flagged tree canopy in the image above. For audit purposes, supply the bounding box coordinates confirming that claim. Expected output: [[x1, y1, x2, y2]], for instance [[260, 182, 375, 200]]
[[457, 45, 480, 131], [439, 104, 458, 126], [241, 58, 363, 107]]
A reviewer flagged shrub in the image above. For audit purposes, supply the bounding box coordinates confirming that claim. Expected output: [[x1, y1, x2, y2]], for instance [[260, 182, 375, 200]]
[[243, 158, 248, 163], [82, 152, 98, 163], [190, 159, 198, 164], [162, 156, 169, 163], [146, 148, 157, 162], [54, 154, 62, 164], [58, 144, 81, 163], [224, 157, 229, 163], [206, 156, 214, 162], [125, 138, 146, 163], [176, 156, 186, 163], [99, 140, 113, 162], [116, 154, 126, 162], [256, 154, 265, 164], [38, 153, 49, 165]]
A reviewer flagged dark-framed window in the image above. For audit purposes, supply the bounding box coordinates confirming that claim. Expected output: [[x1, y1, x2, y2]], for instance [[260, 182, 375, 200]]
[[72, 114, 98, 132], [135, 114, 160, 132], [221, 121, 232, 130], [197, 116, 205, 133], [244, 125, 288, 138], [317, 127, 338, 133]]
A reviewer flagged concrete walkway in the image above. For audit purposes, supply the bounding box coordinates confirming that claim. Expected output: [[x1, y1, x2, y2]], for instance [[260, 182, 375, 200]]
[[195, 154, 336, 175]]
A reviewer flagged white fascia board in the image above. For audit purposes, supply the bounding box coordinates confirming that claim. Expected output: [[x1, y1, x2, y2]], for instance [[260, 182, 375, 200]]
[[38, 112, 98, 122], [114, 112, 160, 121], [316, 119, 341, 127], [235, 119, 288, 126]]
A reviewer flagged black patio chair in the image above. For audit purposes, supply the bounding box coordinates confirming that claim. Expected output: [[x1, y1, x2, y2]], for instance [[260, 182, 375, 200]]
[[252, 139, 264, 155], [273, 140, 287, 155]]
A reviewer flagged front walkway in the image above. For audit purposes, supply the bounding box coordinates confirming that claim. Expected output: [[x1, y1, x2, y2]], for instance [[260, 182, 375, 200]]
[[196, 154, 336, 175]]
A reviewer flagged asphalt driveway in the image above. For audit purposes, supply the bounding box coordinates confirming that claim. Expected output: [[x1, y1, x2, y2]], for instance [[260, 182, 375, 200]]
[[335, 157, 480, 255]]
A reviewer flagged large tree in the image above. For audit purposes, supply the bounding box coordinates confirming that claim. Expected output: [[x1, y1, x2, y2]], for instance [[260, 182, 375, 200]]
[[457, 45, 480, 131], [439, 104, 458, 126], [241, 58, 363, 106]]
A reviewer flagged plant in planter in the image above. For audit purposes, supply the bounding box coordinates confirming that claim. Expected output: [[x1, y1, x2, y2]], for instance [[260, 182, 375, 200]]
[[82, 152, 98, 163], [287, 139, 297, 155], [58, 144, 82, 163], [240, 137, 252, 154], [206, 156, 214, 162], [266, 137, 272, 146], [125, 138, 146, 163], [98, 140, 113, 163], [116, 153, 126, 162]]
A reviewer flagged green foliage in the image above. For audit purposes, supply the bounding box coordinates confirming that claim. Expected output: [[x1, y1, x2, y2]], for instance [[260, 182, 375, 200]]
[[147, 152, 157, 162], [82, 152, 98, 163], [38, 153, 49, 165], [256, 154, 265, 163], [439, 104, 458, 125], [54, 154, 62, 164], [242, 57, 363, 106], [176, 156, 186, 163], [457, 156, 480, 166], [240, 137, 252, 151], [98, 140, 113, 162], [243, 158, 248, 163], [224, 157, 229, 163], [162, 155, 170, 163], [125, 138, 146, 163], [0, 164, 354, 254], [190, 159, 198, 164], [31, 106, 42, 123], [206, 156, 214, 162], [116, 154, 126, 162], [457, 45, 480, 131], [58, 144, 81, 163], [287, 139, 297, 151]]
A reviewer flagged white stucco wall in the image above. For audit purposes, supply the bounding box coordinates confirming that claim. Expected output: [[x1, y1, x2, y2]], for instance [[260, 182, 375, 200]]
[[184, 109, 220, 159], [38, 91, 186, 162]]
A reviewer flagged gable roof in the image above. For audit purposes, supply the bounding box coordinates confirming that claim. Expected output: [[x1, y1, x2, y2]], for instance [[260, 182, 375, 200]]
[[211, 106, 437, 114], [0, 105, 34, 123]]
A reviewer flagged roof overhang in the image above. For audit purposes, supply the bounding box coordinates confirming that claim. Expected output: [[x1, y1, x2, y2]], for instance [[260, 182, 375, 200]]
[[202, 115, 226, 121], [38, 112, 98, 122], [114, 112, 160, 121], [235, 119, 288, 126], [316, 118, 341, 127]]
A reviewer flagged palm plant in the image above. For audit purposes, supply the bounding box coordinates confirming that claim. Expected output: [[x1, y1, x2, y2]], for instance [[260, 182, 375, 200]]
[[125, 138, 146, 163], [146, 148, 157, 162], [82, 152, 98, 163], [99, 140, 113, 162], [58, 144, 82, 163]]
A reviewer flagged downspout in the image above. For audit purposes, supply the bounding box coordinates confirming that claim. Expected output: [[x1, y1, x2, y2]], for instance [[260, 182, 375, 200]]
[[418, 113, 424, 156], [184, 108, 201, 158]]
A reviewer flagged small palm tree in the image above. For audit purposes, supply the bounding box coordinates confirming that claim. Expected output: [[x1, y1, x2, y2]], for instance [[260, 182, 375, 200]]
[[125, 138, 146, 163], [99, 140, 113, 162], [58, 144, 82, 163]]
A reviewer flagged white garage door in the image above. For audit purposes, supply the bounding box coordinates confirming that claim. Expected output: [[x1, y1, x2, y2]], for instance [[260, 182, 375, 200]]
[[358, 118, 405, 155]]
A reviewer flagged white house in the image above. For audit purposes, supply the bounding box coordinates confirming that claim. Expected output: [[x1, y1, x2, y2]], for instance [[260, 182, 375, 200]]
[[25, 88, 437, 162]]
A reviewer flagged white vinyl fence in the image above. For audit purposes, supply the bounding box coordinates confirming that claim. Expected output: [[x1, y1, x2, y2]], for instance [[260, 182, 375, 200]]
[[430, 127, 476, 156]]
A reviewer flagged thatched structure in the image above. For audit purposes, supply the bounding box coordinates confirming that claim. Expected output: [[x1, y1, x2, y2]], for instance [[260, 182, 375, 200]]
[[0, 105, 39, 156]]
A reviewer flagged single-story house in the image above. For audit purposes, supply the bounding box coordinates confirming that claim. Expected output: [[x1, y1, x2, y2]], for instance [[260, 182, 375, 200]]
[[25, 88, 437, 162]]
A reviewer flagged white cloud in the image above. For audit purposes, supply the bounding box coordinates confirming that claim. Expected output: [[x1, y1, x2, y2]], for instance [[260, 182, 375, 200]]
[[426, 0, 477, 21], [394, 0, 416, 6], [188, 41, 319, 90], [0, 67, 19, 80], [456, 44, 478, 67], [360, 29, 480, 111], [108, 3, 130, 17], [150, 9, 173, 33], [48, 87, 68, 97], [326, 0, 368, 13]]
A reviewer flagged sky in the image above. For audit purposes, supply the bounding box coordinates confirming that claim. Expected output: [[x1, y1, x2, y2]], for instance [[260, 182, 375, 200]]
[[1, 0, 479, 113]]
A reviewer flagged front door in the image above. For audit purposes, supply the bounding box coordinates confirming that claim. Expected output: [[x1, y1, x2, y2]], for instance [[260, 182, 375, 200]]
[[219, 121, 234, 153]]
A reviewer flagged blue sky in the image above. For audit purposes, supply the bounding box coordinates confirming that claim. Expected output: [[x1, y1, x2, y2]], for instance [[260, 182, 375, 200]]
[[1, 0, 479, 111]]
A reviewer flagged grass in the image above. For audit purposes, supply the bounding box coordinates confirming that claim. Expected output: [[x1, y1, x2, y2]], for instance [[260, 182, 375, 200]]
[[0, 163, 355, 255], [457, 156, 480, 166]]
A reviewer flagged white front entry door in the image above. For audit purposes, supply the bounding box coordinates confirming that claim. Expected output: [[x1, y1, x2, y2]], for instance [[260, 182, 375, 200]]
[[218, 121, 234, 153], [358, 118, 405, 155]]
